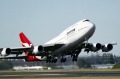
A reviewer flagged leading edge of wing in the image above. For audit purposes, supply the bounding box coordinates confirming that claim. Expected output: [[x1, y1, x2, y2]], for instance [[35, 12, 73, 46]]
[[11, 46, 32, 52]]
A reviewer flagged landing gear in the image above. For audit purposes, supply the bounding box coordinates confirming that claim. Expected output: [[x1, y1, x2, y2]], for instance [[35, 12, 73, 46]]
[[71, 49, 81, 62], [60, 57, 66, 63], [72, 54, 78, 62], [46, 55, 52, 63], [51, 57, 58, 63], [46, 55, 58, 63]]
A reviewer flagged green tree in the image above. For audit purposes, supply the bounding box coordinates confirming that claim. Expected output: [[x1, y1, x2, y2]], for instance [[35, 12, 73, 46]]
[[102, 53, 114, 64], [110, 54, 114, 64], [77, 58, 91, 68], [112, 62, 120, 69]]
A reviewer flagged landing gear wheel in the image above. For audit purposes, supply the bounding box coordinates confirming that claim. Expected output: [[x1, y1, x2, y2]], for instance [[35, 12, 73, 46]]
[[72, 54, 78, 62], [46, 55, 52, 63], [51, 58, 58, 63], [60, 57, 66, 63]]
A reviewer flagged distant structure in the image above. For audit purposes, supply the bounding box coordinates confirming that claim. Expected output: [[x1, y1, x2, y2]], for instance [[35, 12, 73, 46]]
[[92, 64, 114, 69]]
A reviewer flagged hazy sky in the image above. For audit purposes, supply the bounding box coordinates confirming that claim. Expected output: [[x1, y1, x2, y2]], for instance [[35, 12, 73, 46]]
[[0, 0, 120, 56]]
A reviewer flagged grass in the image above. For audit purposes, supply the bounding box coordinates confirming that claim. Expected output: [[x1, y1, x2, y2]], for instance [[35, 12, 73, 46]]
[[11, 76, 120, 79], [8, 68, 120, 72], [1, 68, 120, 73], [1, 69, 120, 79]]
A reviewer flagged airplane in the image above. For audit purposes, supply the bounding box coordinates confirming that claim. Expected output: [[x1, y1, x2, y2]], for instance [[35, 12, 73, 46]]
[[0, 19, 116, 63]]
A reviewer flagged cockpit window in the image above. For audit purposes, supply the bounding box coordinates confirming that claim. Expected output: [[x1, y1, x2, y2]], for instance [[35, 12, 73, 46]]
[[83, 19, 89, 22]]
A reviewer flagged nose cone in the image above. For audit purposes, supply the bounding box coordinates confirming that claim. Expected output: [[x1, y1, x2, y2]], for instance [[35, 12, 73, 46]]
[[86, 22, 96, 38], [89, 22, 96, 32]]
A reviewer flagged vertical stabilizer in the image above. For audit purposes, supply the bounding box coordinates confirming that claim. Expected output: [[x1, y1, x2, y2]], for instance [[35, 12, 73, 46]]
[[19, 32, 33, 55], [19, 32, 33, 47]]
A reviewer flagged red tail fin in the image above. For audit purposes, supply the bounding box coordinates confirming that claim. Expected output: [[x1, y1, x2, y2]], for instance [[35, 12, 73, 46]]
[[19, 32, 33, 47], [19, 32, 41, 61], [19, 32, 33, 55]]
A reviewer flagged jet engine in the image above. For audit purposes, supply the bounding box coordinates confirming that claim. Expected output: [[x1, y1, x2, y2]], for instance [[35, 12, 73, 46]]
[[32, 45, 44, 55], [0, 48, 11, 56], [85, 43, 101, 52], [102, 44, 113, 52], [91, 43, 101, 52]]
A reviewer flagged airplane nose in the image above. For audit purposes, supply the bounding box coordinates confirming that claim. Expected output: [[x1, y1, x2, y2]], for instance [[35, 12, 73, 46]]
[[87, 22, 96, 34], [90, 23, 96, 31]]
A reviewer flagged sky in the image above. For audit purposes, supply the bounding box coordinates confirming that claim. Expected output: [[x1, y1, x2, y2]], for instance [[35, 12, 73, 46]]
[[0, 0, 120, 56]]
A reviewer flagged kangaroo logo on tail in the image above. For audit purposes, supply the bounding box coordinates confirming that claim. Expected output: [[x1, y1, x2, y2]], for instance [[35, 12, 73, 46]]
[[19, 32, 33, 47], [19, 32, 33, 55]]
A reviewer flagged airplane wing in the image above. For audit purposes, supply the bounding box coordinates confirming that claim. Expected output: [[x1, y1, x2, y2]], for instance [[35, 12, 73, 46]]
[[11, 47, 32, 52], [0, 46, 32, 56], [0, 56, 27, 59], [0, 44, 65, 56]]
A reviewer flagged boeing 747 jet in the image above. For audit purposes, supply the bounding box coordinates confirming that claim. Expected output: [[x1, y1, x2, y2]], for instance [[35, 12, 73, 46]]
[[0, 19, 116, 63]]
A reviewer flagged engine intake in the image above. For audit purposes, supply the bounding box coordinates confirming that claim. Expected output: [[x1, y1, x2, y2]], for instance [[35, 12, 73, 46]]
[[32, 45, 44, 55], [38, 45, 44, 52], [0, 48, 11, 56], [91, 43, 101, 52], [94, 43, 101, 50], [102, 44, 113, 52]]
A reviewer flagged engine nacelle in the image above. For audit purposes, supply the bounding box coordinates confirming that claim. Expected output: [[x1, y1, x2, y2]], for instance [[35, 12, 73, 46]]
[[85, 43, 101, 52], [33, 45, 44, 55], [102, 44, 113, 52], [0, 48, 11, 56], [92, 43, 101, 52]]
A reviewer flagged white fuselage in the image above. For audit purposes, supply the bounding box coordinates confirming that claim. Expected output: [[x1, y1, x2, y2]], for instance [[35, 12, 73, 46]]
[[44, 19, 95, 56], [0, 19, 96, 61]]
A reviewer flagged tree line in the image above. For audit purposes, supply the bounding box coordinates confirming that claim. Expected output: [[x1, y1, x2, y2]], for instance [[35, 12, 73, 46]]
[[1, 53, 120, 70], [77, 53, 120, 68]]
